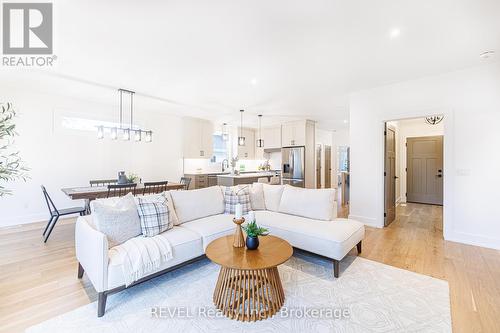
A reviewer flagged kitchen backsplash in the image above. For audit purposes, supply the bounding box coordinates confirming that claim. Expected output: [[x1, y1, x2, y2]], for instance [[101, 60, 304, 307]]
[[184, 155, 281, 174]]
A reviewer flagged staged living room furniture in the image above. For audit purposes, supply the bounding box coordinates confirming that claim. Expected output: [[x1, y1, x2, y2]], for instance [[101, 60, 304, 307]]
[[75, 184, 364, 316], [206, 235, 293, 321]]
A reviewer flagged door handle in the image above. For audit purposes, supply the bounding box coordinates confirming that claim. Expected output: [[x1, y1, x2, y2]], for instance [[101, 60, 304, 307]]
[[436, 174, 442, 178], [394, 176, 399, 179]]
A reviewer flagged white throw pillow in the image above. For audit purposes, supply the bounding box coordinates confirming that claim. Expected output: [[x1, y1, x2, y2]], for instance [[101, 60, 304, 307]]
[[135, 191, 179, 226], [91, 193, 142, 247], [170, 186, 225, 224], [249, 183, 266, 210], [278, 185, 336, 221], [262, 184, 284, 212]]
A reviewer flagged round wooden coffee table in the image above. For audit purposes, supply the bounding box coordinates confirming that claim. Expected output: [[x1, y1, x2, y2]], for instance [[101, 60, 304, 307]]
[[206, 235, 293, 322]]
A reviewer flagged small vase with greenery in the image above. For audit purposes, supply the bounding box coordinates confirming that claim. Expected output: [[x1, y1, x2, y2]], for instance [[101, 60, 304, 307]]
[[242, 220, 269, 250]]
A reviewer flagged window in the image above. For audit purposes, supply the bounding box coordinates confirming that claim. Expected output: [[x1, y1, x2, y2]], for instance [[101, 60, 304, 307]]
[[212, 133, 229, 162]]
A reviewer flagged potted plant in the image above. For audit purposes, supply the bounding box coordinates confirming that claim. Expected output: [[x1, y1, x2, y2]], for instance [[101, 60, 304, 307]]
[[242, 220, 269, 250], [0, 103, 29, 196]]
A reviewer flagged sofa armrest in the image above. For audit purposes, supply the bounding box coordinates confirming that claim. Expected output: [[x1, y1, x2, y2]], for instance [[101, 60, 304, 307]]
[[75, 215, 109, 292]]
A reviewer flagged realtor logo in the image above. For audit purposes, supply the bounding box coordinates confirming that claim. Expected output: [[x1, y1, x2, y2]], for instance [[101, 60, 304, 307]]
[[2, 2, 53, 54]]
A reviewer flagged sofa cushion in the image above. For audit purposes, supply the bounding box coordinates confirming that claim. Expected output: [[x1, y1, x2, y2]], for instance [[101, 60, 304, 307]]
[[279, 185, 336, 221], [107, 226, 203, 289], [223, 186, 251, 215], [262, 184, 284, 212], [135, 191, 179, 226], [179, 214, 235, 249], [136, 195, 172, 237], [255, 211, 365, 260], [170, 186, 225, 224], [249, 183, 265, 210], [90, 193, 142, 247]]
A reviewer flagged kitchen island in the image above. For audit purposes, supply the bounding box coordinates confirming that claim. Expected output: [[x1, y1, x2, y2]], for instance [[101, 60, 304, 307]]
[[217, 172, 279, 186]]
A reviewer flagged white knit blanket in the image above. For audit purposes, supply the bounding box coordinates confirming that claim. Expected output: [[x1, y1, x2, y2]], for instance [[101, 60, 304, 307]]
[[109, 235, 173, 287]]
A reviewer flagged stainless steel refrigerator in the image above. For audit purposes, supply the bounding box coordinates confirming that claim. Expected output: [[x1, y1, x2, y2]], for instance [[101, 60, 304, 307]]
[[282, 146, 305, 187]]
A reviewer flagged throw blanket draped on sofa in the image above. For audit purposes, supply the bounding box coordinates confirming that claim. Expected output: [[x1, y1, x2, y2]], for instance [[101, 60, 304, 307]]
[[109, 235, 173, 286]]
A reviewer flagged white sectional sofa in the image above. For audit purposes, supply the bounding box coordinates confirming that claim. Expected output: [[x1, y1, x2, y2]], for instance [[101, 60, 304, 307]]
[[75, 184, 365, 316]]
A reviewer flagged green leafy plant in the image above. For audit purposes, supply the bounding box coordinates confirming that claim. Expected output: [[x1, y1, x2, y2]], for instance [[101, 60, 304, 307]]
[[0, 103, 29, 196], [242, 220, 269, 238], [127, 173, 139, 183]]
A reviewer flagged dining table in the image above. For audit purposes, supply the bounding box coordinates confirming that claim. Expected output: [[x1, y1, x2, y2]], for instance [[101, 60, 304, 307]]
[[61, 182, 186, 213]]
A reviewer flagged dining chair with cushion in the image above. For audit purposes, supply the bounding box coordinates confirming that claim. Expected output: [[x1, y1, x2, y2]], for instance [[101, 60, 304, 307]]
[[142, 181, 169, 195], [89, 179, 117, 187], [106, 183, 137, 198], [179, 177, 191, 190], [41, 185, 86, 243]]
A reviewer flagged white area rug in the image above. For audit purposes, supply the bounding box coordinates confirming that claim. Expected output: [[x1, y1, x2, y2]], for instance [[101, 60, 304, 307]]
[[27, 252, 451, 333]]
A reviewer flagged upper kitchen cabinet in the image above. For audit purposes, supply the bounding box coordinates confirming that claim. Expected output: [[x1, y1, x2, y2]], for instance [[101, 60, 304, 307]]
[[281, 120, 313, 147], [255, 125, 281, 159], [262, 126, 282, 149], [182, 117, 214, 159], [237, 127, 255, 159]]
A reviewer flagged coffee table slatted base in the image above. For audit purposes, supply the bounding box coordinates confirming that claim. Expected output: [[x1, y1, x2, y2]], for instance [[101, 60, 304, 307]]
[[213, 266, 285, 322]]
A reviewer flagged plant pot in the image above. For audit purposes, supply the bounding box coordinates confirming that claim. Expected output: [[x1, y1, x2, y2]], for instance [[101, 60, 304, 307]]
[[246, 236, 259, 250]]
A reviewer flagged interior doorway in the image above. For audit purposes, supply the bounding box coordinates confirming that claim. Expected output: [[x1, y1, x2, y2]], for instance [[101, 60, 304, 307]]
[[384, 117, 444, 227]]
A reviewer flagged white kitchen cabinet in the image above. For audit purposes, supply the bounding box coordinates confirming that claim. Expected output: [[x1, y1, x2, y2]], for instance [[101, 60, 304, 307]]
[[237, 127, 255, 159], [281, 120, 307, 146], [182, 117, 214, 159], [262, 126, 282, 149], [255, 126, 281, 159]]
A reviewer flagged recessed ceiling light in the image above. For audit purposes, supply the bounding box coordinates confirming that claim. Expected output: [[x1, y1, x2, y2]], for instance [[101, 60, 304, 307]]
[[343, 119, 349, 124], [250, 78, 258, 85], [480, 50, 495, 59], [389, 28, 401, 39]]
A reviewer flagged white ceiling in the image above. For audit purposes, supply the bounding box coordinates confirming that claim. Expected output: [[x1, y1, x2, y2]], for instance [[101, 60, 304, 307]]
[[2, 0, 499, 129]]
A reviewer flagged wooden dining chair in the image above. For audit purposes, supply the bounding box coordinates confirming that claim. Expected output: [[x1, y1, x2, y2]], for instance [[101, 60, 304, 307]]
[[142, 181, 169, 195], [180, 177, 191, 190], [90, 179, 117, 187], [106, 183, 137, 198], [41, 185, 86, 243]]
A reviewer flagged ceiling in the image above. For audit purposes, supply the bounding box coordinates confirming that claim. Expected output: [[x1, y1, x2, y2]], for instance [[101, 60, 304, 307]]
[[2, 0, 499, 129]]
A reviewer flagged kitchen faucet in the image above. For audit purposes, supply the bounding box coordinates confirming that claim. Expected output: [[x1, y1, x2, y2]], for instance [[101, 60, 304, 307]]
[[222, 159, 229, 172]]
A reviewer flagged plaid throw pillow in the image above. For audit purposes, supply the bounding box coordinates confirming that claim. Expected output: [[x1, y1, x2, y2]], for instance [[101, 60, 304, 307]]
[[136, 195, 172, 237], [224, 186, 251, 215]]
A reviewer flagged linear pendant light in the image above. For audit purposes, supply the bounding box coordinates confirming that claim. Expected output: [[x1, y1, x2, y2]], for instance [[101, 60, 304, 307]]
[[238, 109, 245, 146], [256, 114, 264, 148], [97, 89, 153, 142]]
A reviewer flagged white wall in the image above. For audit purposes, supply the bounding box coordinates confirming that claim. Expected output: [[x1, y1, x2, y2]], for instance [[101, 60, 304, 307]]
[[349, 62, 500, 250], [0, 87, 184, 227]]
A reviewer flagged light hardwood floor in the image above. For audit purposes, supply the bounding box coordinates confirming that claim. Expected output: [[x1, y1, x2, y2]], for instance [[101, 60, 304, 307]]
[[1, 203, 499, 332]]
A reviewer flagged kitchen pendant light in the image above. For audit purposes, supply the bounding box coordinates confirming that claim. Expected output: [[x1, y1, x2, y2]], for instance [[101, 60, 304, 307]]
[[238, 109, 246, 146], [97, 88, 153, 142], [256, 114, 264, 148]]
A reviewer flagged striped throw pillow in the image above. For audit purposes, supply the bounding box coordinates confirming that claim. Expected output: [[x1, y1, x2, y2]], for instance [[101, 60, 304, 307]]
[[224, 186, 251, 215]]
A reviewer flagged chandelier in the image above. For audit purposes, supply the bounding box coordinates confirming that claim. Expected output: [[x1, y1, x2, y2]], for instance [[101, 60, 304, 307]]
[[97, 89, 153, 142]]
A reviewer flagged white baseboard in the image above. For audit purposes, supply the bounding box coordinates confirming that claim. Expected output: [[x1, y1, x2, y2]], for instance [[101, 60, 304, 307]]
[[348, 214, 382, 228], [0, 213, 78, 228], [445, 230, 500, 250]]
